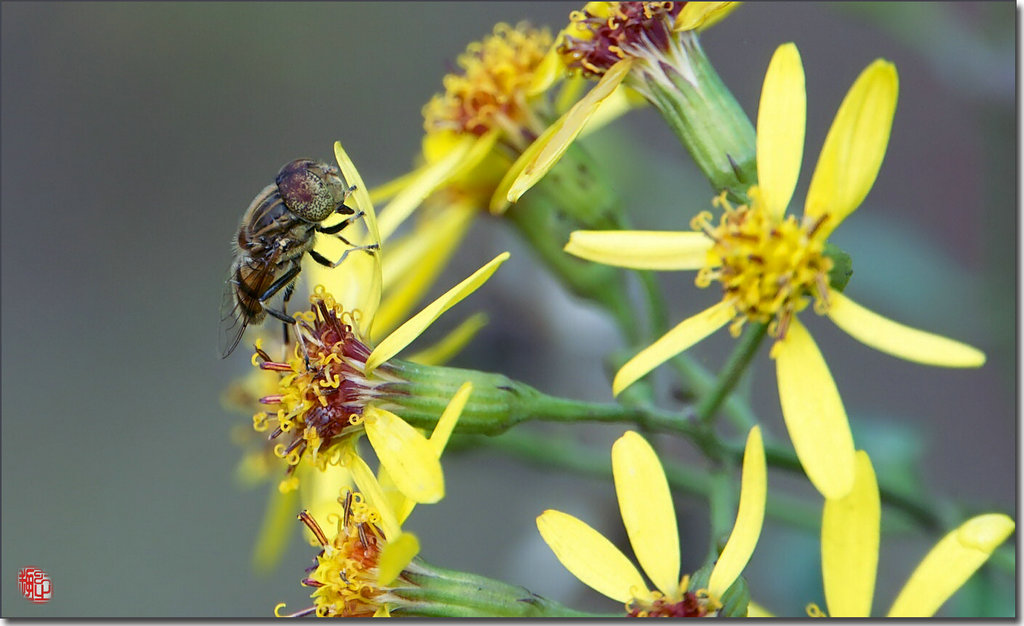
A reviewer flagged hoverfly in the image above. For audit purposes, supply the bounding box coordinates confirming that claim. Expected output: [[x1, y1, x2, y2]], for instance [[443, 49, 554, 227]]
[[219, 158, 378, 358]]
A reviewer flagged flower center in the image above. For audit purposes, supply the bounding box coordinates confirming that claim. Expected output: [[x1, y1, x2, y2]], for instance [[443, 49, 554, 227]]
[[252, 287, 401, 489], [422, 22, 552, 138], [559, 2, 682, 76], [299, 491, 389, 618], [692, 190, 833, 340], [626, 584, 720, 617]]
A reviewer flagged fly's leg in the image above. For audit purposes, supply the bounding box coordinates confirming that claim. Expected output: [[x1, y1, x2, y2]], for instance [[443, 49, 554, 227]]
[[308, 243, 380, 270]]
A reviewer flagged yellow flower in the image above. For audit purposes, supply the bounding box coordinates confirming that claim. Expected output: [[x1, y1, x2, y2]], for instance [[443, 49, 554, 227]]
[[564, 43, 985, 499], [275, 384, 470, 618], [252, 141, 508, 503], [505, 1, 740, 202], [537, 426, 766, 616], [371, 21, 640, 235], [809, 451, 1014, 617]]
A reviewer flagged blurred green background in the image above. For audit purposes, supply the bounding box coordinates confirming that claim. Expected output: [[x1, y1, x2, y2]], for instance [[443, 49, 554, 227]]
[[1, 1, 1015, 617]]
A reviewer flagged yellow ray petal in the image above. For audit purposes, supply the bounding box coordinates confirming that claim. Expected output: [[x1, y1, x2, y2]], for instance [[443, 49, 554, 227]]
[[756, 43, 805, 220], [366, 252, 510, 374], [385, 383, 472, 527], [429, 382, 472, 457], [529, 40, 565, 96], [406, 312, 488, 366], [506, 58, 632, 204], [708, 425, 766, 598], [565, 230, 712, 270], [675, 1, 740, 32], [612, 432, 680, 597], [804, 60, 898, 238], [345, 451, 401, 540], [536, 509, 648, 603], [821, 451, 879, 618], [378, 531, 420, 586], [826, 291, 985, 368], [332, 141, 383, 336], [375, 463, 415, 528], [579, 84, 639, 137], [613, 301, 734, 396], [888, 514, 1015, 617], [774, 317, 855, 499], [375, 203, 475, 335], [363, 406, 444, 504], [373, 605, 391, 618], [251, 481, 298, 572], [375, 134, 475, 242], [300, 462, 352, 530], [746, 601, 774, 617], [369, 166, 423, 205]]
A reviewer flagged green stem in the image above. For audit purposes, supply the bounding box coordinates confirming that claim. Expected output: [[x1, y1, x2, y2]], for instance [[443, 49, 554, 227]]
[[694, 322, 767, 425], [705, 467, 736, 565], [633, 267, 758, 432]]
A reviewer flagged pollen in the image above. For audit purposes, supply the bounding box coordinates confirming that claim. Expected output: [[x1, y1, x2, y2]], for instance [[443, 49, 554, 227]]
[[298, 491, 392, 618], [251, 287, 400, 489], [692, 189, 833, 342], [559, 2, 682, 76], [422, 22, 552, 137]]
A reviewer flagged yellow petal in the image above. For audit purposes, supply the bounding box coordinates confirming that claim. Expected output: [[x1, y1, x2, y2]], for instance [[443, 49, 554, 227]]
[[373, 605, 391, 618], [375, 463, 415, 527], [578, 85, 639, 137], [378, 531, 420, 586], [406, 312, 488, 366], [345, 451, 401, 540], [887, 514, 1015, 617], [756, 43, 805, 220], [804, 60, 898, 238], [366, 252, 510, 374], [332, 141, 383, 337], [251, 481, 298, 572], [536, 509, 648, 603], [529, 41, 565, 96], [375, 134, 475, 242], [613, 301, 734, 396], [363, 406, 444, 504], [300, 461, 352, 529], [675, 1, 740, 32], [505, 59, 632, 204], [708, 425, 766, 598], [564, 230, 712, 270], [774, 317, 855, 499], [612, 432, 680, 597], [746, 601, 774, 617], [368, 167, 422, 205], [429, 382, 472, 456], [375, 203, 475, 335], [821, 451, 879, 617], [826, 291, 985, 368]]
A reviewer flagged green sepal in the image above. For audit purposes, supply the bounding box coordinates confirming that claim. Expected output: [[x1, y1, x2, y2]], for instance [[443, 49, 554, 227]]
[[689, 562, 751, 617], [640, 36, 756, 200], [390, 559, 596, 617]]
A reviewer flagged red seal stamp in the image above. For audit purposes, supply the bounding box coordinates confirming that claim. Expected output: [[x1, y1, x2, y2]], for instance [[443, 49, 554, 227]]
[[18, 567, 52, 604]]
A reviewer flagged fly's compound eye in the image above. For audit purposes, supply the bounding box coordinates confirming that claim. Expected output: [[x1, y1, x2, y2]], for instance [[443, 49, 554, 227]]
[[276, 159, 345, 223]]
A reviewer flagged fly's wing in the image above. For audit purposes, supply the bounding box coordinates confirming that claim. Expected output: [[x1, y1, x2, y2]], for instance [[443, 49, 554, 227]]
[[304, 141, 383, 342], [218, 265, 250, 359], [219, 252, 280, 358]]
